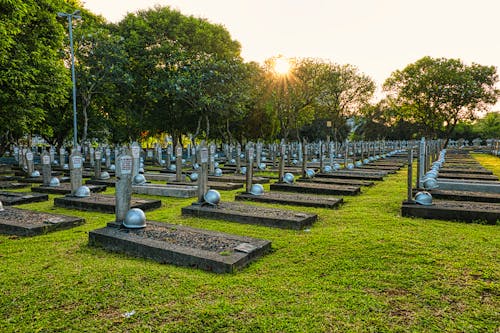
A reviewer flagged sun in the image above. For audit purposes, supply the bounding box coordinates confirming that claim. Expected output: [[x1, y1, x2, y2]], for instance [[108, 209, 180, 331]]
[[274, 56, 291, 75]]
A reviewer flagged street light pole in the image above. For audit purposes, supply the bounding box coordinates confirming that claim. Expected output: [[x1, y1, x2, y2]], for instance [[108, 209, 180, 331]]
[[58, 10, 81, 149]]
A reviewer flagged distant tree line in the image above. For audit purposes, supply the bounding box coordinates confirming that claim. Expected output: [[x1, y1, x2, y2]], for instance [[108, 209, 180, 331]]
[[1, 0, 499, 155]]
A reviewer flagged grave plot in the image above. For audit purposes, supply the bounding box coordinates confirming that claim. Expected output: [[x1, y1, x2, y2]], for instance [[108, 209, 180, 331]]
[[413, 189, 500, 203], [54, 194, 161, 213], [315, 171, 384, 181], [0, 207, 85, 236], [0, 181, 28, 190], [182, 201, 317, 230], [132, 183, 198, 198], [170, 180, 243, 191], [85, 178, 117, 187], [235, 191, 343, 209], [208, 175, 270, 184], [401, 200, 500, 225], [437, 172, 499, 182], [142, 172, 175, 182], [296, 177, 374, 187], [438, 167, 493, 175], [270, 181, 360, 196], [18, 176, 71, 184], [89, 221, 271, 273], [31, 183, 107, 195], [0, 191, 48, 205], [355, 165, 399, 173]]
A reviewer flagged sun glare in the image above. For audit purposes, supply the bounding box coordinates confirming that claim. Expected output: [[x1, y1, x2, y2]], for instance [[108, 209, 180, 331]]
[[274, 57, 291, 75]]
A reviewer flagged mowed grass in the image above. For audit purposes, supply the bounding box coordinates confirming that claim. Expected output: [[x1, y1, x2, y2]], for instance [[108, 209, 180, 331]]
[[0, 155, 498, 332]]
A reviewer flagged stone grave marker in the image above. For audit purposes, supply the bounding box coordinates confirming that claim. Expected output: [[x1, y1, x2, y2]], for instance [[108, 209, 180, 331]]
[[59, 147, 65, 166], [41, 151, 51, 186], [236, 143, 241, 172], [197, 144, 209, 204], [175, 144, 183, 182], [209, 143, 216, 175], [115, 148, 133, 223], [89, 147, 95, 166], [246, 143, 254, 192], [131, 142, 141, 178], [105, 147, 111, 169], [69, 150, 83, 195], [301, 139, 308, 178], [93, 149, 102, 179], [49, 147, 55, 164], [25, 150, 34, 175]]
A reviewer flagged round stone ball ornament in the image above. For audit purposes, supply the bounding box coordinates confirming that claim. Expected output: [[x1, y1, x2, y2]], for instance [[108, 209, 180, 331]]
[[123, 208, 147, 228]]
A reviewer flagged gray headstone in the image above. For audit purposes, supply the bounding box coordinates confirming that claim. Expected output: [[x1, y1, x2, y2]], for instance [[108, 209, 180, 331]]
[[115, 147, 133, 223], [69, 150, 83, 195], [42, 151, 51, 186]]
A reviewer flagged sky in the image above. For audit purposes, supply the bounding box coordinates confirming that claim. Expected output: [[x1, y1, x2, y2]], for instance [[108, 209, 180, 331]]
[[82, 0, 500, 107]]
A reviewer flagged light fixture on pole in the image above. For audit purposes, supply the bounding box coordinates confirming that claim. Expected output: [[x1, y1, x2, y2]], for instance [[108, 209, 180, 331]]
[[57, 10, 81, 149]]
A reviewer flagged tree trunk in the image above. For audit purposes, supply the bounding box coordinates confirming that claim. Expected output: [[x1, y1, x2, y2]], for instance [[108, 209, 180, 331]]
[[205, 115, 210, 138]]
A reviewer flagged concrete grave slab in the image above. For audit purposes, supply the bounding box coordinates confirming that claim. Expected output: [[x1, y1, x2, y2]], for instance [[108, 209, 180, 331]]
[[54, 194, 161, 213], [235, 192, 343, 209], [182, 201, 317, 230], [88, 221, 271, 273], [0, 191, 48, 205], [270, 182, 360, 196], [0, 207, 85, 236], [31, 183, 107, 195]]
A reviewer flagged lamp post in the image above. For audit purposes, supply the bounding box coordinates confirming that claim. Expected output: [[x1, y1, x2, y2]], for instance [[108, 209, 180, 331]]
[[57, 10, 81, 149]]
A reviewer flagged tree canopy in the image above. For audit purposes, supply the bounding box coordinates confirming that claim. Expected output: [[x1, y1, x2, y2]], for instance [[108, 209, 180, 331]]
[[383, 56, 499, 145]]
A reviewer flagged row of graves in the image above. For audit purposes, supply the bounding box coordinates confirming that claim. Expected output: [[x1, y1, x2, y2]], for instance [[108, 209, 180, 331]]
[[402, 138, 500, 224], [1, 139, 409, 272]]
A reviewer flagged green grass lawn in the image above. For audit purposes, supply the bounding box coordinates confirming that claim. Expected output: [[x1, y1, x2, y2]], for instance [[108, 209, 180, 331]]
[[1, 155, 498, 332]]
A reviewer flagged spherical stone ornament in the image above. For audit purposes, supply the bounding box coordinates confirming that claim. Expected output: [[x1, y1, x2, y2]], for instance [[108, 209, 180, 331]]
[[189, 172, 199, 181], [262, 156, 267, 162], [415, 191, 433, 206], [423, 177, 439, 190], [347, 163, 354, 169], [214, 168, 223, 176], [323, 165, 333, 173], [133, 174, 146, 185], [363, 158, 370, 164], [75, 185, 91, 198], [240, 166, 247, 175], [258, 163, 266, 170], [169, 164, 176, 172], [230, 159, 236, 164], [283, 172, 295, 184], [31, 170, 40, 178], [192, 163, 200, 170], [214, 162, 219, 168], [53, 160, 59, 165], [333, 163, 341, 171], [123, 208, 146, 229], [249, 183, 265, 196], [292, 159, 298, 165], [204, 189, 221, 206], [63, 164, 69, 170], [305, 168, 315, 178], [49, 177, 60, 187], [100, 171, 110, 180], [109, 164, 116, 171], [355, 161, 363, 167], [138, 167, 145, 174]]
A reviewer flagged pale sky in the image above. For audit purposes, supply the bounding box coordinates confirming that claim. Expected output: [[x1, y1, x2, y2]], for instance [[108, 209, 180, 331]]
[[82, 0, 500, 107]]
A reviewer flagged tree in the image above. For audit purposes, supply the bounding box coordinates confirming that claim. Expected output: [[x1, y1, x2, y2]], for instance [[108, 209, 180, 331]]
[[475, 111, 500, 139], [383, 56, 499, 146], [0, 0, 73, 154]]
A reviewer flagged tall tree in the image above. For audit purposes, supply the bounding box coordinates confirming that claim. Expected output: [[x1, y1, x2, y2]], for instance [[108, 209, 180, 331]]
[[0, 0, 73, 154], [383, 56, 499, 146]]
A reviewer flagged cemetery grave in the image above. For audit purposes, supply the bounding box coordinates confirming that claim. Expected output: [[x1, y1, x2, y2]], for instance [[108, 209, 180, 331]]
[[89, 221, 271, 273], [235, 191, 343, 209], [0, 191, 48, 205], [31, 183, 107, 195], [0, 181, 28, 190], [270, 181, 361, 196], [402, 139, 500, 224], [88, 143, 272, 272], [0, 206, 85, 236]]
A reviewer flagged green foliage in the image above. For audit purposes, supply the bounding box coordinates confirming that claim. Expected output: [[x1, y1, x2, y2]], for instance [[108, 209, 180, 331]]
[[475, 111, 500, 138], [0, 0, 72, 153], [384, 56, 499, 144], [0, 156, 499, 331]]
